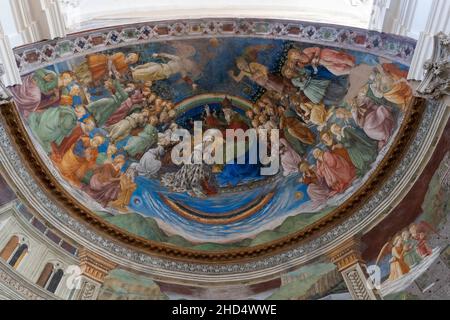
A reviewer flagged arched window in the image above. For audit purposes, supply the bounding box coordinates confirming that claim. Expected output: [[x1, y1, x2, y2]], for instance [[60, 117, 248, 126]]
[[8, 244, 28, 269], [46, 269, 64, 294], [0, 235, 19, 261], [36, 263, 54, 288], [37, 262, 64, 294]]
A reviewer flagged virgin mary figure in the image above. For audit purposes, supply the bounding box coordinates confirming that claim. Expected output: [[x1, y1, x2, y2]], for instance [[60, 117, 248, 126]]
[[161, 138, 217, 197]]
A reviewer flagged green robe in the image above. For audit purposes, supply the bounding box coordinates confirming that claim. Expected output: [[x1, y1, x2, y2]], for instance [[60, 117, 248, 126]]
[[124, 124, 158, 158], [283, 128, 306, 156], [28, 106, 77, 153], [33, 69, 58, 95], [339, 126, 377, 177], [291, 68, 330, 104], [282, 108, 307, 156], [86, 80, 128, 127], [404, 239, 422, 267]]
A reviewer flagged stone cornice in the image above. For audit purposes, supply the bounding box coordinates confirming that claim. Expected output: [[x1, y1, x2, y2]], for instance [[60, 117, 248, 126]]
[[0, 259, 58, 300], [0, 95, 426, 266], [0, 98, 444, 284], [0, 18, 446, 284]]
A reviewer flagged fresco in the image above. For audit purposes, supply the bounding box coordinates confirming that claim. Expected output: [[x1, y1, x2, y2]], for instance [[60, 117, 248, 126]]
[[97, 259, 348, 300], [9, 36, 413, 249], [363, 120, 450, 299]]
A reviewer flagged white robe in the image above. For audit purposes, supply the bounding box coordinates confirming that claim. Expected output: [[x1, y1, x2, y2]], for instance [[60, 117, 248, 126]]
[[130, 146, 164, 178]]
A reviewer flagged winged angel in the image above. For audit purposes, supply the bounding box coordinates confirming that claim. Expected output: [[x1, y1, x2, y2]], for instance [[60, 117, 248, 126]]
[[375, 221, 443, 282], [131, 43, 201, 90]]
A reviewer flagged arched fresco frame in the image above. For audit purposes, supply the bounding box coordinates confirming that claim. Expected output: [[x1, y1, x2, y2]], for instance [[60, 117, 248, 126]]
[[1, 20, 447, 281], [0, 92, 426, 262], [0, 99, 446, 282]]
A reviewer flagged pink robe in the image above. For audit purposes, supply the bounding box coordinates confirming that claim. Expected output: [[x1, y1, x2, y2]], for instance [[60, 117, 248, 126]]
[[280, 139, 302, 176], [353, 99, 394, 148], [9, 75, 43, 117], [302, 47, 356, 76], [84, 163, 121, 207], [316, 150, 356, 193], [303, 171, 332, 204], [104, 91, 144, 127]]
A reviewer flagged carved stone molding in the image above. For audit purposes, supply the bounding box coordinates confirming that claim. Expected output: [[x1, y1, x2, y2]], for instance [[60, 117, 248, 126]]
[[0, 13, 447, 279], [369, 0, 391, 32], [329, 237, 382, 300], [0, 96, 437, 283], [78, 248, 117, 283], [71, 248, 117, 300], [0, 22, 22, 88], [341, 264, 380, 300], [0, 260, 57, 300], [0, 98, 426, 263], [329, 237, 364, 272], [73, 276, 102, 300], [416, 33, 450, 100], [0, 66, 12, 106]]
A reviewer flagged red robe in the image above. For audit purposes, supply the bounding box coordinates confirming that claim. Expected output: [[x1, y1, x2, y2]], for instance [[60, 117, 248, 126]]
[[316, 150, 356, 193], [51, 126, 83, 162]]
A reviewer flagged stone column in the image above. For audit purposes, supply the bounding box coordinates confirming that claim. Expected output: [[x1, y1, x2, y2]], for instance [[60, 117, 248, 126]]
[[72, 248, 116, 300], [329, 237, 382, 300], [0, 22, 21, 90]]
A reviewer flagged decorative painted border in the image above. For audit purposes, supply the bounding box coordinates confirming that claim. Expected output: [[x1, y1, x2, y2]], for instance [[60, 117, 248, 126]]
[[1, 18, 442, 278], [13, 18, 416, 75], [0, 100, 443, 278]]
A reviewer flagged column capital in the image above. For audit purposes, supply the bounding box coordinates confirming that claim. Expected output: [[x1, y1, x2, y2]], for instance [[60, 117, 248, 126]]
[[329, 237, 364, 272], [78, 248, 117, 283], [416, 32, 450, 100], [328, 237, 382, 300]]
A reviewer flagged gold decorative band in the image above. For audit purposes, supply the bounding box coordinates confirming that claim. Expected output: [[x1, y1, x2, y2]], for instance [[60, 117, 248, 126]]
[[159, 192, 275, 225], [0, 97, 426, 262]]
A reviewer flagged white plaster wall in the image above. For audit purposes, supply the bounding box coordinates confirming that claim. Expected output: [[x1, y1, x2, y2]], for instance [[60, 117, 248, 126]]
[[0, 204, 78, 299], [1, 0, 448, 85], [60, 0, 375, 31], [0, 0, 23, 47], [380, 0, 450, 80]]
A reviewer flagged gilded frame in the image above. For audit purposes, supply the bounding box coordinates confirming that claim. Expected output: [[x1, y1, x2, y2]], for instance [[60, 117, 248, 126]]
[[0, 96, 426, 262]]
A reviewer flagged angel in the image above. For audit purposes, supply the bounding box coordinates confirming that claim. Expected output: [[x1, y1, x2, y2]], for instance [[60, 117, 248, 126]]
[[131, 43, 200, 90], [401, 230, 422, 268], [297, 102, 335, 130], [287, 47, 355, 76], [368, 64, 412, 111], [376, 221, 442, 282], [376, 235, 410, 282], [75, 52, 139, 86], [409, 222, 443, 258], [229, 44, 294, 96]]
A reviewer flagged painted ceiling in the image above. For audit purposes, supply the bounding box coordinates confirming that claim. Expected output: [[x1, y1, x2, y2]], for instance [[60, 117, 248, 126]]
[[4, 19, 419, 259]]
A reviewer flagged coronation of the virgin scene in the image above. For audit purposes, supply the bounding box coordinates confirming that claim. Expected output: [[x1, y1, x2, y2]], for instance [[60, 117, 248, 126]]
[[0, 0, 448, 303]]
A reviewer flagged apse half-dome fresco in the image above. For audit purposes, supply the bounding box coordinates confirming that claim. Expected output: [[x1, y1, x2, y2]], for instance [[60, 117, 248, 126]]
[[8, 21, 415, 251]]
